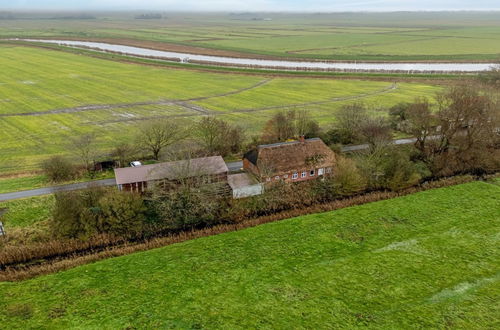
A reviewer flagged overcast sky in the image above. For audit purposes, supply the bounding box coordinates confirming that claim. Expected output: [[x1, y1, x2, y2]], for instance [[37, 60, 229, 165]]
[[2, 0, 500, 11]]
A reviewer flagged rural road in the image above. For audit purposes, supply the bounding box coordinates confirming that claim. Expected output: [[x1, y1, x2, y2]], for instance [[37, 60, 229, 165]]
[[0, 137, 420, 202], [0, 179, 117, 202], [0, 162, 244, 202]]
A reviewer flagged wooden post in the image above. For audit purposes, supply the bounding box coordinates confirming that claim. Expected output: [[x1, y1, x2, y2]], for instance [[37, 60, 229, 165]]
[[0, 221, 5, 237]]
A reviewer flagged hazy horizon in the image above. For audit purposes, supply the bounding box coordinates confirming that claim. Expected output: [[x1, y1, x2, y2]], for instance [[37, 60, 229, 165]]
[[2, 0, 500, 12]]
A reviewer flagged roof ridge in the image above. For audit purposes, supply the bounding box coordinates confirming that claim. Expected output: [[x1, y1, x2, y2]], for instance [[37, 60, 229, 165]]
[[258, 138, 321, 149]]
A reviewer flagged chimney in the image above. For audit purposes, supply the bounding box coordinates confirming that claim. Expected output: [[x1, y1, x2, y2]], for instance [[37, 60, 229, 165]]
[[299, 135, 305, 143]]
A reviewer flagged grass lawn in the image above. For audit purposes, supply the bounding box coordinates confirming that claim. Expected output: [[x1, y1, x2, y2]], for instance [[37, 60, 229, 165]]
[[0, 45, 442, 175], [0, 195, 54, 229], [0, 181, 498, 328], [0, 175, 47, 194]]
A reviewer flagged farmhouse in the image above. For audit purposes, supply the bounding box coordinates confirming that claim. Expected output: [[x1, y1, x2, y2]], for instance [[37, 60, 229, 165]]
[[114, 156, 229, 193], [243, 137, 336, 183]]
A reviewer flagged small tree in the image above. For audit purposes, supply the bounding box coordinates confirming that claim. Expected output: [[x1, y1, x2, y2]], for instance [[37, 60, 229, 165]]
[[261, 110, 320, 143], [195, 117, 245, 156], [69, 133, 97, 173], [138, 120, 184, 160], [97, 191, 146, 239], [333, 156, 366, 196], [359, 117, 392, 149], [41, 155, 79, 182], [111, 143, 138, 168], [334, 103, 370, 144]]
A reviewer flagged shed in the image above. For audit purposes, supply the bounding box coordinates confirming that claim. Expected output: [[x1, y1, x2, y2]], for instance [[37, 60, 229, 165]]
[[228, 173, 264, 199]]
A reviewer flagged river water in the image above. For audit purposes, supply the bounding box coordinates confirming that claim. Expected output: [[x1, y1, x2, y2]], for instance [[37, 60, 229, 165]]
[[20, 39, 497, 73]]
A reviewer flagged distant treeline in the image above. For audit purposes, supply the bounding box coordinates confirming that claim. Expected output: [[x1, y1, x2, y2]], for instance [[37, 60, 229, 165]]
[[0, 12, 96, 20], [135, 13, 164, 20], [0, 12, 15, 20]]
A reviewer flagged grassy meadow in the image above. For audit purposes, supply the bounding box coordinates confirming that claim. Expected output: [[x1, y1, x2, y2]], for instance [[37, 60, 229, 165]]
[[0, 44, 441, 176], [1, 12, 500, 61], [0, 195, 54, 229], [0, 181, 498, 328]]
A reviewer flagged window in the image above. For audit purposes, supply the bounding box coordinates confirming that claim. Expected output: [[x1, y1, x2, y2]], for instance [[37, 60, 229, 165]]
[[326, 167, 332, 174], [318, 168, 324, 176], [275, 176, 280, 180], [266, 177, 271, 182], [310, 169, 315, 177], [292, 173, 298, 179], [284, 174, 289, 179], [301, 171, 307, 178]]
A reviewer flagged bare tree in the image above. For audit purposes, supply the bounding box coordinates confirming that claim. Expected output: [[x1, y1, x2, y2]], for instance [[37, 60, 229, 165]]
[[261, 110, 320, 143], [359, 116, 392, 148], [407, 85, 499, 175], [69, 133, 97, 173], [111, 143, 138, 168], [334, 103, 370, 144], [137, 120, 184, 160], [195, 117, 245, 156]]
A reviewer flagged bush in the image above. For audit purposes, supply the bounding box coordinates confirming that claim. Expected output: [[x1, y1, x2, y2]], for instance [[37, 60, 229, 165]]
[[51, 187, 146, 240], [98, 191, 146, 239], [150, 185, 229, 231], [333, 157, 367, 196], [41, 155, 79, 182]]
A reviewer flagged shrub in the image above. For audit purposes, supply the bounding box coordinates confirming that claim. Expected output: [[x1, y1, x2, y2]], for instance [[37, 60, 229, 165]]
[[150, 188, 223, 231], [98, 191, 146, 239], [41, 155, 79, 182], [333, 157, 367, 196], [51, 187, 146, 240]]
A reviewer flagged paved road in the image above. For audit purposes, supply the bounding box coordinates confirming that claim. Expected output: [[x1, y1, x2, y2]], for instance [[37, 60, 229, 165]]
[[0, 179, 117, 202], [0, 162, 244, 202], [0, 139, 421, 202]]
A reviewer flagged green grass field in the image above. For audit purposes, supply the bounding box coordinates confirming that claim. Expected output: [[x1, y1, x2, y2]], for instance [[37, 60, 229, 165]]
[[0, 44, 442, 175], [1, 12, 499, 61], [0, 195, 54, 229], [0, 181, 498, 328]]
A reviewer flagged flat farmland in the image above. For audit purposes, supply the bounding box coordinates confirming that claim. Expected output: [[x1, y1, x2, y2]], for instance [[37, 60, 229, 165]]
[[0, 45, 442, 174], [1, 12, 500, 61]]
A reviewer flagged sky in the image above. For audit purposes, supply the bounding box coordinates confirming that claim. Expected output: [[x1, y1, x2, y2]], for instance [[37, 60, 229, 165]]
[[2, 0, 500, 11]]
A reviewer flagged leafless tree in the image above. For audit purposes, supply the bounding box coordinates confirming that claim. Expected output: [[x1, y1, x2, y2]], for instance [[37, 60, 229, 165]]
[[111, 143, 138, 168], [334, 103, 370, 144], [408, 85, 499, 175], [69, 133, 97, 173], [195, 116, 245, 156], [137, 120, 184, 160], [261, 110, 320, 143]]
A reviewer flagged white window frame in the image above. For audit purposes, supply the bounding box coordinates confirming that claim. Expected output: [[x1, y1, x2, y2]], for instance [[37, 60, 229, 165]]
[[318, 168, 324, 176], [284, 174, 289, 179], [292, 173, 298, 180], [301, 171, 307, 178], [275, 176, 280, 180], [326, 167, 332, 174]]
